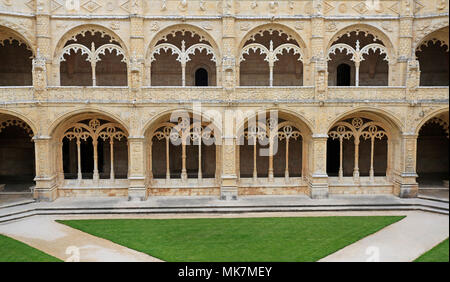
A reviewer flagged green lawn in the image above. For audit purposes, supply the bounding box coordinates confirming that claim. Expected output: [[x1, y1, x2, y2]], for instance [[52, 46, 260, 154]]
[[59, 216, 404, 262], [0, 234, 61, 262], [415, 238, 449, 262]]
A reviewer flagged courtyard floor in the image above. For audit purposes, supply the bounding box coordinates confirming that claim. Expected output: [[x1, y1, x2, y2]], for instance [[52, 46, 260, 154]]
[[0, 188, 448, 262], [0, 210, 448, 262]]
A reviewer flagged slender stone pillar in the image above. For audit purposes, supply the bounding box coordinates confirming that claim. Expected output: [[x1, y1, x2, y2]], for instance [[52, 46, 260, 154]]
[[397, 0, 414, 86]]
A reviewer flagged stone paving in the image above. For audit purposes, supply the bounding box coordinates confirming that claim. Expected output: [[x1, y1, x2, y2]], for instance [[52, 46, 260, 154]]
[[319, 210, 449, 262]]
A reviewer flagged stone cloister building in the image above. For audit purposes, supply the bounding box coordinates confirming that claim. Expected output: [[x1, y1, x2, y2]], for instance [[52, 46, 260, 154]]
[[0, 0, 448, 201]]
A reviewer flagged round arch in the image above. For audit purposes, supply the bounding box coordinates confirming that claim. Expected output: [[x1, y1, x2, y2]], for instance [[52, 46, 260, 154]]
[[415, 107, 449, 136], [235, 107, 314, 143], [0, 109, 37, 191], [0, 21, 36, 55], [145, 24, 221, 63], [142, 108, 223, 138], [326, 24, 395, 61], [237, 23, 309, 59], [52, 24, 130, 64], [145, 108, 222, 181], [0, 109, 38, 136], [327, 107, 403, 136], [326, 108, 401, 183], [414, 24, 449, 51], [49, 107, 130, 138]]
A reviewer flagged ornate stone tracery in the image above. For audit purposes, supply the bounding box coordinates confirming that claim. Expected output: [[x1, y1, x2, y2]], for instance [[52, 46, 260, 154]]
[[239, 40, 303, 87], [0, 33, 33, 53], [240, 119, 302, 181], [0, 3, 448, 201], [62, 119, 127, 181], [327, 40, 389, 86], [423, 117, 449, 138], [150, 119, 216, 181], [148, 28, 220, 86], [58, 42, 128, 86], [0, 118, 33, 137], [329, 117, 387, 183]]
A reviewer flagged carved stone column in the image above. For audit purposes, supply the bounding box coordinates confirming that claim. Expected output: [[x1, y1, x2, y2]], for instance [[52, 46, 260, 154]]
[[35, 1, 52, 86], [129, 3, 144, 95], [221, 109, 238, 200], [395, 133, 419, 198], [33, 136, 58, 201], [129, 52, 142, 92], [222, 3, 236, 91], [32, 49, 47, 99], [397, 0, 414, 86], [314, 58, 328, 101], [310, 3, 327, 100], [406, 59, 421, 100], [308, 134, 329, 199], [128, 136, 148, 201]]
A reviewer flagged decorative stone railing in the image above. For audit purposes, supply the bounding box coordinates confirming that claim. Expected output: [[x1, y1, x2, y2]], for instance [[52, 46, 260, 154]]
[[138, 86, 224, 102], [235, 86, 315, 102], [416, 87, 449, 101], [138, 86, 316, 103], [46, 86, 130, 103], [1, 86, 448, 104], [0, 86, 34, 103], [327, 86, 407, 101]]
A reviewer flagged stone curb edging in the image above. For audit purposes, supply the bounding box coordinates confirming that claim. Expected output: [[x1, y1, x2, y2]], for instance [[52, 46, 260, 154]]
[[0, 203, 448, 224]]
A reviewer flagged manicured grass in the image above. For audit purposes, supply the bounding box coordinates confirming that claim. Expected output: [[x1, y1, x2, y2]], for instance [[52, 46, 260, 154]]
[[415, 238, 449, 262], [0, 234, 61, 262], [59, 216, 404, 262]]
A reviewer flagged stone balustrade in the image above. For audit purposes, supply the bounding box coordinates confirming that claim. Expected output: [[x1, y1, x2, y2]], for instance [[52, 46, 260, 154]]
[[1, 86, 448, 104]]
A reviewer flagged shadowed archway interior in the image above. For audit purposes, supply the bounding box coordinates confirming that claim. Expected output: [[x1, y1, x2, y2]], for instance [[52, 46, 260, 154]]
[[0, 116, 35, 192]]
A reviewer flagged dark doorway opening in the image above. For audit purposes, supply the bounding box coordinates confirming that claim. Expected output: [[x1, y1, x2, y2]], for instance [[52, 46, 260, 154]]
[[195, 68, 208, 86], [337, 63, 351, 86]]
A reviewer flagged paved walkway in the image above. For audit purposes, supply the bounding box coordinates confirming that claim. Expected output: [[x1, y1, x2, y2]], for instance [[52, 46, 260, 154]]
[[319, 211, 449, 262], [0, 210, 448, 262], [0, 216, 162, 262]]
